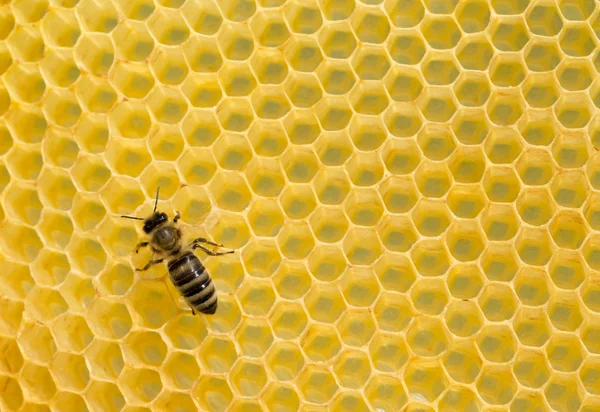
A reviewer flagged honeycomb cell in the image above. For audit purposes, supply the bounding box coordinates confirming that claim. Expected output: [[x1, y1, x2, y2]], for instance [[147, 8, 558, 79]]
[[447, 264, 484, 299], [0, 336, 23, 374], [18, 363, 55, 404], [548, 293, 584, 332], [560, 23, 596, 56], [284, 72, 322, 109], [421, 15, 461, 49], [445, 220, 485, 262], [263, 383, 300, 411], [304, 282, 346, 323], [454, 72, 491, 107], [284, 0, 322, 34], [388, 31, 426, 65], [4, 63, 46, 104], [230, 359, 268, 397], [476, 364, 517, 405], [0, 297, 23, 337], [51, 392, 87, 412], [414, 161, 452, 198], [50, 352, 90, 392], [301, 323, 342, 363], [17, 321, 56, 364], [118, 367, 163, 404], [447, 184, 487, 219], [8, 25, 45, 63], [404, 359, 448, 402], [478, 324, 518, 363], [407, 315, 450, 356], [513, 307, 552, 347], [337, 308, 377, 347], [86, 381, 125, 411], [546, 334, 584, 373], [480, 204, 519, 242], [544, 374, 584, 412], [411, 199, 451, 237], [445, 299, 484, 338], [351, 45, 391, 81], [411, 278, 450, 315], [74, 33, 114, 76], [193, 376, 233, 411], [580, 357, 600, 395], [417, 86, 457, 122], [297, 365, 338, 405], [283, 110, 321, 145], [381, 138, 420, 176], [365, 374, 408, 410], [374, 292, 414, 333], [369, 332, 409, 372]]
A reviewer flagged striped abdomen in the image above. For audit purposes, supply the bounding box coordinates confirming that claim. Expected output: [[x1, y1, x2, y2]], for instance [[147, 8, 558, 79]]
[[168, 251, 217, 315]]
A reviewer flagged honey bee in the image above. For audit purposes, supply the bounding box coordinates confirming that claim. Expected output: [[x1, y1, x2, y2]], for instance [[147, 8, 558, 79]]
[[121, 188, 233, 315]]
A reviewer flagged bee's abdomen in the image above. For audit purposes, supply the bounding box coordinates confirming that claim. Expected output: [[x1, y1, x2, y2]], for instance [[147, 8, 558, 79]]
[[168, 251, 217, 315]]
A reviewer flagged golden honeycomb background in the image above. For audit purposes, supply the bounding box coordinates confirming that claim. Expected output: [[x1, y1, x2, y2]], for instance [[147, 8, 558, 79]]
[[2, 0, 600, 410]]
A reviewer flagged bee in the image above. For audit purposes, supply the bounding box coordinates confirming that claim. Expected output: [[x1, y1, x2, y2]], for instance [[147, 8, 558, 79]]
[[121, 187, 233, 315]]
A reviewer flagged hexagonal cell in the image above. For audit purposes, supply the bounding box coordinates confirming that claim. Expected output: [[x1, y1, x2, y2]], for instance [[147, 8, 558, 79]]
[[551, 171, 589, 211], [407, 315, 450, 357], [282, 110, 320, 146], [234, 318, 273, 358], [269, 301, 308, 341], [337, 308, 377, 347], [523, 72, 560, 109], [513, 307, 552, 347], [410, 199, 450, 237], [51, 392, 88, 412], [384, 102, 424, 138], [17, 320, 56, 364], [306, 245, 345, 282], [297, 365, 338, 405], [86, 381, 125, 412], [410, 239, 451, 277], [480, 204, 519, 243], [545, 374, 584, 412], [368, 331, 409, 372], [454, 72, 491, 107], [559, 23, 596, 57], [580, 356, 600, 396], [373, 292, 413, 333], [441, 339, 482, 385], [545, 333, 585, 373], [343, 226, 383, 265], [159, 352, 199, 391], [350, 81, 390, 116], [49, 352, 90, 392], [478, 283, 518, 322], [446, 184, 487, 219], [229, 359, 268, 397], [315, 60, 354, 98], [555, 92, 594, 129], [410, 278, 449, 316], [245, 157, 285, 197], [384, 66, 424, 104], [447, 264, 484, 299], [382, 138, 421, 176], [445, 220, 485, 262], [421, 15, 461, 50], [87, 297, 132, 340], [487, 89, 525, 127], [445, 299, 484, 338], [417, 86, 457, 122], [117, 367, 162, 405], [365, 374, 408, 411], [19, 361, 56, 402], [404, 359, 448, 402], [414, 161, 452, 198], [301, 323, 342, 363], [250, 10, 290, 47], [388, 31, 426, 65], [265, 341, 304, 382], [547, 292, 584, 332], [284, 72, 322, 108], [514, 266, 552, 307], [476, 364, 517, 405], [237, 278, 276, 317], [208, 172, 251, 212], [516, 227, 555, 266], [516, 189, 554, 228], [549, 211, 587, 250], [303, 282, 346, 323], [0, 336, 23, 375], [483, 166, 521, 203], [477, 324, 518, 363], [192, 376, 233, 411], [512, 348, 552, 390]]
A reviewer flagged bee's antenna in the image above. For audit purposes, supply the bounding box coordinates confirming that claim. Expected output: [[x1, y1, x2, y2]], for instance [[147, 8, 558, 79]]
[[154, 186, 160, 212], [121, 215, 144, 221]]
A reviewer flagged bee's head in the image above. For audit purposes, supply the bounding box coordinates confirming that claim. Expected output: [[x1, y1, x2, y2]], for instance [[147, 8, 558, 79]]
[[143, 212, 168, 234]]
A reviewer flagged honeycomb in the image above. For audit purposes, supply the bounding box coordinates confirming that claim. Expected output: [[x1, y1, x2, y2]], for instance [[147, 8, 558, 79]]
[[2, 0, 600, 410]]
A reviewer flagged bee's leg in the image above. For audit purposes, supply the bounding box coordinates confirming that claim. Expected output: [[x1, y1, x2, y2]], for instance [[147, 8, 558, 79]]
[[192, 244, 234, 256], [174, 211, 181, 223], [189, 237, 225, 248], [136, 258, 164, 271], [135, 242, 149, 253], [189, 305, 196, 315]]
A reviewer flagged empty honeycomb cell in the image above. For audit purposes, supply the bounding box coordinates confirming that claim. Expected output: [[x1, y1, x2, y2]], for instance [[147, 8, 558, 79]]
[[192, 376, 233, 412], [297, 364, 338, 405], [513, 307, 552, 347], [454, 72, 491, 107], [84, 339, 124, 381], [229, 359, 267, 397], [516, 188, 555, 227], [0, 258, 33, 302], [7, 25, 45, 63], [4, 63, 46, 104], [487, 88, 525, 126], [87, 298, 132, 340], [111, 21, 154, 62], [411, 278, 450, 315], [109, 62, 155, 99], [580, 357, 600, 395], [560, 23, 596, 56], [489, 54, 527, 89], [4, 181, 43, 225], [408, 315, 450, 357], [351, 45, 391, 82], [417, 86, 458, 122], [549, 211, 588, 250], [301, 323, 342, 362], [445, 299, 484, 337], [366, 332, 408, 372], [304, 283, 345, 323], [235, 318, 274, 357], [481, 244, 519, 283], [43, 88, 82, 127], [447, 264, 484, 299], [483, 166, 521, 203], [365, 375, 408, 411], [546, 333, 585, 373], [555, 93, 594, 128], [86, 381, 125, 412], [182, 0, 222, 35], [351, 7, 390, 44], [479, 283, 518, 322], [384, 66, 424, 104], [20, 362, 56, 403], [50, 352, 90, 392], [445, 220, 485, 262], [516, 227, 554, 266], [524, 40, 562, 74], [343, 226, 383, 265], [283, 110, 321, 145], [6, 104, 48, 145], [51, 391, 88, 412], [208, 211, 251, 250], [307, 245, 346, 281], [247, 121, 287, 158], [0, 336, 23, 376], [410, 239, 450, 277], [41, 8, 81, 48], [74, 33, 115, 76], [480, 203, 519, 241], [485, 128, 524, 165], [59, 273, 96, 312], [414, 161, 452, 198], [17, 321, 56, 365], [128, 281, 178, 329], [146, 8, 189, 46], [250, 10, 290, 47], [411, 199, 451, 237], [381, 138, 421, 176], [553, 171, 589, 209], [404, 359, 448, 402], [269, 301, 308, 339], [446, 184, 487, 218], [336, 308, 376, 347], [153, 391, 196, 412], [262, 383, 301, 411], [374, 292, 413, 333], [554, 129, 591, 169], [442, 340, 482, 385], [118, 367, 163, 404], [266, 341, 304, 382], [548, 293, 584, 332], [0, 297, 23, 338], [476, 364, 517, 405], [161, 352, 199, 390], [557, 58, 594, 91], [513, 349, 551, 390], [545, 374, 584, 411], [273, 261, 311, 300], [196, 336, 237, 374], [477, 324, 518, 363]]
